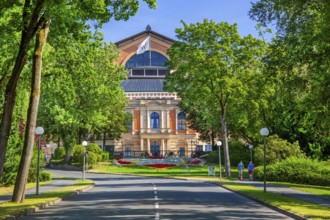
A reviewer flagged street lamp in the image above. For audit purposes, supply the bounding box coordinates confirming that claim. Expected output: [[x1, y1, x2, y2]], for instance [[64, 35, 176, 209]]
[[216, 141, 222, 180], [260, 127, 269, 192], [248, 144, 254, 162], [82, 141, 87, 180], [35, 126, 44, 195]]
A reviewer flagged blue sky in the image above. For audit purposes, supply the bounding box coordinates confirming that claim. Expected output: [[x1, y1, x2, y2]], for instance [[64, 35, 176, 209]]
[[101, 0, 262, 43]]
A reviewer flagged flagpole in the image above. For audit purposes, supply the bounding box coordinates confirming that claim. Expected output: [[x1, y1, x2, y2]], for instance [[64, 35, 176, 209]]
[[149, 34, 151, 66]]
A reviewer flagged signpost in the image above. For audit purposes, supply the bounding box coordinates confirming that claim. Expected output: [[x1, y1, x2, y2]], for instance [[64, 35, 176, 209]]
[[208, 166, 215, 177]]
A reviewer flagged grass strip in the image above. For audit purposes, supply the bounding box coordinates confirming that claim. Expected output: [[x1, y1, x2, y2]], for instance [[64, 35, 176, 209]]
[[0, 181, 51, 195], [221, 181, 330, 220], [269, 182, 330, 197], [0, 179, 94, 220]]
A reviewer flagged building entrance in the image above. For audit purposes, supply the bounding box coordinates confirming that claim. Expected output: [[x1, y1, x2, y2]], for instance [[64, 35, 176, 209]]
[[151, 141, 160, 157]]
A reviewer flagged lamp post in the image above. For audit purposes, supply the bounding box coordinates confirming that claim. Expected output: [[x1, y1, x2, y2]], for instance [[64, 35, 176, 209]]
[[82, 141, 87, 180], [216, 141, 222, 180], [248, 144, 254, 162], [260, 127, 269, 192], [35, 126, 44, 195]]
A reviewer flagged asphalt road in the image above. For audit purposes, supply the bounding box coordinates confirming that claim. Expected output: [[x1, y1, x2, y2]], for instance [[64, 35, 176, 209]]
[[21, 170, 295, 220]]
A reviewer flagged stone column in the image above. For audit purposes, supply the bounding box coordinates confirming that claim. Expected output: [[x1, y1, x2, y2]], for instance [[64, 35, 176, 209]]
[[147, 110, 150, 130], [166, 110, 170, 132], [147, 138, 150, 152], [162, 139, 165, 154], [175, 109, 178, 134], [161, 110, 164, 129], [140, 138, 143, 151]]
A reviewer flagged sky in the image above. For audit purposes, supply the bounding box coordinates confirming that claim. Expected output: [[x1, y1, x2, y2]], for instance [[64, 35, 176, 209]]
[[101, 0, 264, 43]]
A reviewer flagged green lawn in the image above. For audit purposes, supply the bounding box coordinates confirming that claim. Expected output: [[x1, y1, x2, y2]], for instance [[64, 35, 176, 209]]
[[0, 181, 51, 195], [0, 179, 94, 220], [220, 181, 330, 220]]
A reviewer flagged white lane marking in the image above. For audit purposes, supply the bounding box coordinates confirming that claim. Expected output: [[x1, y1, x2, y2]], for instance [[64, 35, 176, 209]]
[[153, 183, 160, 219]]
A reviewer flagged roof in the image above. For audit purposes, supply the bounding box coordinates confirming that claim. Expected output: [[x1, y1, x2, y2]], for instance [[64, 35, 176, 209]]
[[115, 25, 175, 46], [120, 79, 164, 92]]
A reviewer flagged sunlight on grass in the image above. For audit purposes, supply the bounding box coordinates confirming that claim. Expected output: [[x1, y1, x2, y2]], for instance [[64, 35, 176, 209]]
[[0, 179, 93, 220], [221, 182, 330, 220], [0, 181, 51, 195]]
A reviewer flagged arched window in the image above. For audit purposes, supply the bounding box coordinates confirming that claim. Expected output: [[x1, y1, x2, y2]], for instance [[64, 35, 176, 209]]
[[150, 112, 160, 129], [125, 51, 168, 68], [177, 112, 186, 130]]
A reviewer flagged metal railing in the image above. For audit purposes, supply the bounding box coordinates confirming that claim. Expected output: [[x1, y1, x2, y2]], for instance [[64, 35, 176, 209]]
[[113, 150, 205, 159]]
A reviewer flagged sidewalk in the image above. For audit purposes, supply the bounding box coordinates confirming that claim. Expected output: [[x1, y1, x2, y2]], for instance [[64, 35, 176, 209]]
[[232, 180, 330, 208], [0, 178, 76, 204]]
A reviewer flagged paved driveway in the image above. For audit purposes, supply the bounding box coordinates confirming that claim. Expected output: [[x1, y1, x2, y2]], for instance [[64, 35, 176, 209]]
[[20, 170, 295, 220]]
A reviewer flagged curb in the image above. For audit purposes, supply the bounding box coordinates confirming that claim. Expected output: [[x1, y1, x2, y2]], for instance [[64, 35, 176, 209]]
[[215, 182, 310, 220], [3, 183, 95, 220]]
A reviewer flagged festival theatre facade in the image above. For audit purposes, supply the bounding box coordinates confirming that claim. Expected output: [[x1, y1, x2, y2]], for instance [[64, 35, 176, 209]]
[[112, 26, 210, 157]]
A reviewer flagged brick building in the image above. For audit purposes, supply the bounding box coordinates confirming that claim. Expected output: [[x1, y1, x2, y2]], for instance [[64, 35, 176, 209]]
[[111, 26, 209, 158]]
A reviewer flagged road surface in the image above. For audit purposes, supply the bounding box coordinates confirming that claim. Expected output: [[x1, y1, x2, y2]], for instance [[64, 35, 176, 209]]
[[21, 169, 295, 220]]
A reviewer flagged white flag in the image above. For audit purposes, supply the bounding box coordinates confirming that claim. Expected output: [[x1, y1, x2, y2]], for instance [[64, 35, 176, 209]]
[[136, 36, 150, 54]]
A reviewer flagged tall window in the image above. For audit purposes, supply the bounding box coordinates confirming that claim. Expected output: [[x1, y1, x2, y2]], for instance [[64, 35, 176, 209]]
[[150, 112, 160, 128], [125, 113, 133, 131], [151, 141, 160, 157], [177, 112, 186, 130]]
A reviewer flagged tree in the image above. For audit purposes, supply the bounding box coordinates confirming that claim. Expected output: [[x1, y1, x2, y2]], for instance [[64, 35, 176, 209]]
[[12, 20, 50, 203], [249, 0, 330, 158], [165, 20, 266, 177], [0, 0, 157, 184], [37, 31, 127, 163]]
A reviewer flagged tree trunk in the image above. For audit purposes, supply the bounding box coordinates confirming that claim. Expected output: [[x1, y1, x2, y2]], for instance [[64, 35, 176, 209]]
[[103, 130, 107, 151], [221, 106, 231, 177], [0, 0, 46, 183], [12, 19, 50, 203]]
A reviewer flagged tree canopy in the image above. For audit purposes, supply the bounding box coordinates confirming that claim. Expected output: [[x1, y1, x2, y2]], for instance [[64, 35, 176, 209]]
[[165, 19, 267, 176], [249, 0, 330, 158]]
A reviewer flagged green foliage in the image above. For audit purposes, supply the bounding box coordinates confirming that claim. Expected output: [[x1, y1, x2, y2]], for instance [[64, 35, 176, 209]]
[[27, 146, 46, 183], [205, 150, 220, 164], [229, 140, 250, 166], [165, 19, 267, 174], [101, 151, 109, 161], [86, 152, 98, 169], [249, 0, 330, 158], [53, 147, 66, 160], [253, 135, 304, 166], [254, 157, 330, 186], [2, 129, 23, 186], [205, 140, 250, 165], [71, 145, 85, 166], [71, 143, 105, 168], [87, 143, 103, 162], [40, 171, 52, 182]]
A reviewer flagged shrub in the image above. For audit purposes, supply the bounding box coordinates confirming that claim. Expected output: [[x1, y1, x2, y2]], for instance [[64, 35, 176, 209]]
[[205, 150, 219, 164], [102, 152, 109, 161], [254, 135, 304, 166], [228, 140, 250, 166], [53, 147, 66, 160], [71, 145, 85, 166], [87, 143, 103, 162], [28, 145, 46, 183], [254, 157, 330, 186], [40, 171, 52, 182], [86, 151, 98, 169]]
